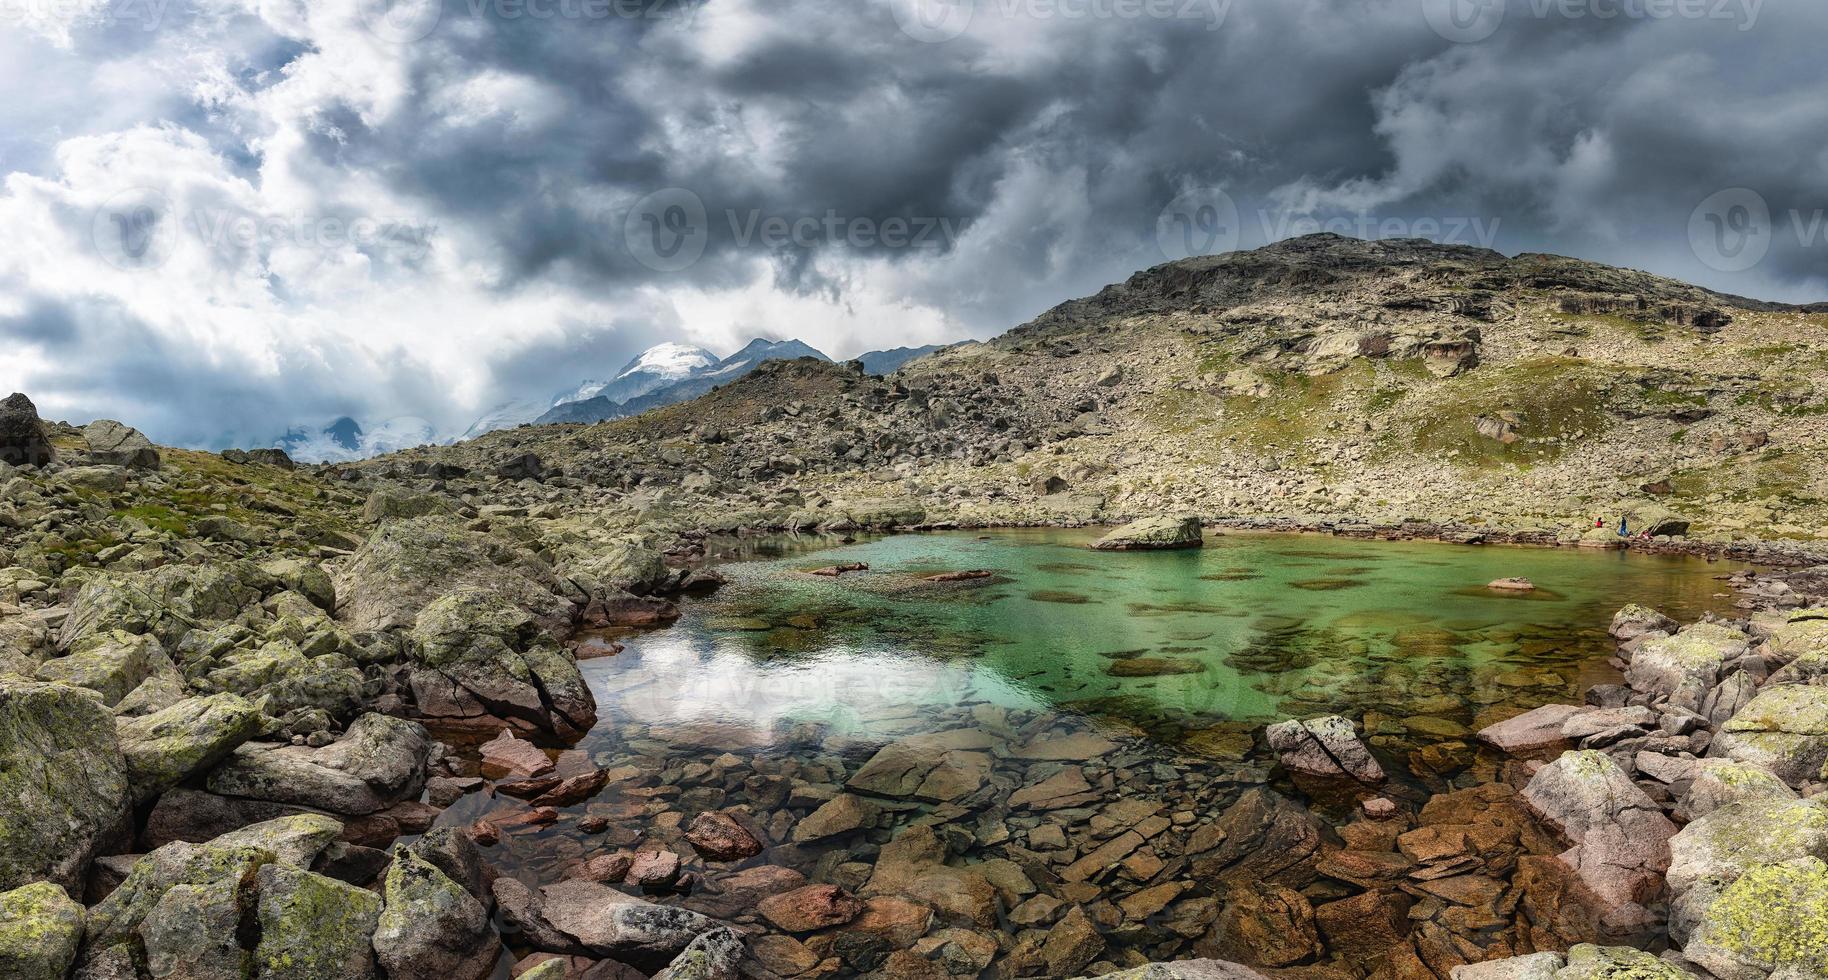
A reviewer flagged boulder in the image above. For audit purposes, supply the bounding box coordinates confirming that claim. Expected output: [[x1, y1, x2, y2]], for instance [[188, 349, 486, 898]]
[[1712, 685, 1828, 785], [1521, 751, 1676, 923], [651, 927, 746, 980], [1683, 857, 1828, 979], [408, 592, 596, 739], [374, 849, 502, 980], [0, 881, 85, 979], [1477, 703, 1582, 754], [207, 713, 430, 815], [1090, 515, 1204, 551], [684, 811, 764, 862], [209, 814, 345, 868], [34, 630, 168, 706], [362, 487, 460, 524], [1684, 759, 1797, 820], [1448, 951, 1563, 978], [1069, 961, 1269, 980], [792, 793, 878, 842], [82, 420, 160, 470], [1556, 944, 1688, 978], [0, 680, 132, 893], [1265, 715, 1385, 782], [758, 885, 865, 933], [80, 839, 276, 964], [0, 392, 55, 467], [494, 877, 716, 968], [1626, 623, 1747, 699], [117, 693, 262, 803], [335, 517, 574, 635], [1666, 798, 1828, 895], [255, 862, 384, 979]]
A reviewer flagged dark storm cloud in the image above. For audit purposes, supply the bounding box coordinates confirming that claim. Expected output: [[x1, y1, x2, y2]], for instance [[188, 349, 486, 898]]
[[3, 0, 1824, 448]]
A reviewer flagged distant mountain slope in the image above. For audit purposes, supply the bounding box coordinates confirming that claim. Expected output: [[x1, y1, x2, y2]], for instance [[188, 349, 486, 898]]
[[537, 339, 832, 425], [856, 345, 945, 375], [278, 416, 436, 463], [555, 343, 719, 409]]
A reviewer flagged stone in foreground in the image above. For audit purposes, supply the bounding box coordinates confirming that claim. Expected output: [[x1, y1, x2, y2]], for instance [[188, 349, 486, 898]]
[[0, 881, 85, 979], [0, 680, 132, 893], [1521, 750, 1676, 926], [1090, 515, 1204, 551]]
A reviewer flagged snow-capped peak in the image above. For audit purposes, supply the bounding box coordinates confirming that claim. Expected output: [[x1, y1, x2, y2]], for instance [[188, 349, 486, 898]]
[[615, 342, 718, 382]]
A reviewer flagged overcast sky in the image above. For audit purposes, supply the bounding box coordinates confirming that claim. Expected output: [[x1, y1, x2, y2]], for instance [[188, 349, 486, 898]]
[[2, 0, 1823, 447]]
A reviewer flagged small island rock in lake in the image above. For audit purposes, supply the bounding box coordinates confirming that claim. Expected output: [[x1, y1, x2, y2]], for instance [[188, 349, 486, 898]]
[[1091, 515, 1205, 552]]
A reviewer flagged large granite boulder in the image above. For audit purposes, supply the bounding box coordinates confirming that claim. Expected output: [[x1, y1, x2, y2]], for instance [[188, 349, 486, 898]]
[[206, 713, 430, 815], [82, 419, 160, 470], [1448, 951, 1563, 978], [117, 693, 262, 804], [407, 592, 596, 739], [0, 680, 132, 893], [1090, 515, 1204, 551], [254, 862, 384, 979], [0, 392, 55, 468], [1521, 751, 1676, 926], [1265, 715, 1385, 782], [1683, 759, 1798, 820], [373, 849, 501, 980], [80, 838, 275, 967], [335, 517, 573, 635], [34, 630, 169, 706], [0, 881, 85, 979], [1667, 798, 1828, 895], [1477, 703, 1582, 755], [1609, 604, 1677, 642], [1712, 685, 1828, 785], [1682, 857, 1828, 979], [1625, 622, 1747, 699]]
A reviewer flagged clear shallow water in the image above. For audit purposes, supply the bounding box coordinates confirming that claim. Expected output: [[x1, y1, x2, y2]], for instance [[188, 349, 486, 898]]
[[597, 529, 1744, 751]]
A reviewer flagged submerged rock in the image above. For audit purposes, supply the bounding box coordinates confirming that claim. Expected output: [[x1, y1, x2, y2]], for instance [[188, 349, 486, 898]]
[[1090, 515, 1204, 551], [1266, 715, 1386, 782], [0, 680, 132, 893]]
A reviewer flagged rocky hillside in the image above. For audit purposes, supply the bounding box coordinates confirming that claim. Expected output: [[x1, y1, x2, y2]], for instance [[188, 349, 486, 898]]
[[363, 235, 1828, 547]]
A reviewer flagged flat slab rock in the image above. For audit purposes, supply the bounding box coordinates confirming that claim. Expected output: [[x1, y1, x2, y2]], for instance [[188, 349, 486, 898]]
[[1478, 704, 1583, 754]]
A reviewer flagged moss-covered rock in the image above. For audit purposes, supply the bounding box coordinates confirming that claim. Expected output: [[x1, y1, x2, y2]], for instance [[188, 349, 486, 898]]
[[254, 863, 383, 980], [34, 629, 168, 706], [1667, 798, 1828, 895], [1685, 858, 1828, 980], [206, 713, 429, 816], [1714, 685, 1828, 785], [82, 840, 275, 958], [334, 517, 572, 634], [1684, 759, 1797, 820], [407, 592, 595, 738], [1625, 622, 1746, 698], [1090, 515, 1204, 551], [117, 692, 262, 802], [1553, 943, 1688, 978], [0, 881, 85, 980], [0, 680, 131, 893], [372, 850, 500, 980]]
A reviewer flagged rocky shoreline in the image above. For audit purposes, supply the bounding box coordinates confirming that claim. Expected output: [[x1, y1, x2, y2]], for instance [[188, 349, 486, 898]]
[[6, 387, 1828, 979]]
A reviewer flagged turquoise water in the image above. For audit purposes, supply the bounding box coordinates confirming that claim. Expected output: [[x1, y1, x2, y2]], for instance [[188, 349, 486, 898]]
[[596, 529, 1744, 753]]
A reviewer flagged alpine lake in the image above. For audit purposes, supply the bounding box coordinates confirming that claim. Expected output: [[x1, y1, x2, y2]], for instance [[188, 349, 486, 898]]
[[445, 529, 1749, 978]]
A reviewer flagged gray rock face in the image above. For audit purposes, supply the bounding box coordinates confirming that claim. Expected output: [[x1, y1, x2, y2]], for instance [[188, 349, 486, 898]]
[[206, 713, 430, 815], [1521, 751, 1677, 924], [407, 592, 595, 739], [0, 392, 55, 468], [334, 517, 573, 635], [34, 630, 169, 706], [116, 692, 263, 804], [1625, 623, 1747, 699], [82, 419, 160, 470], [1090, 515, 1204, 551], [373, 850, 501, 980], [0, 680, 132, 893], [1711, 685, 1828, 786], [1683, 759, 1797, 820], [1265, 715, 1386, 782]]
